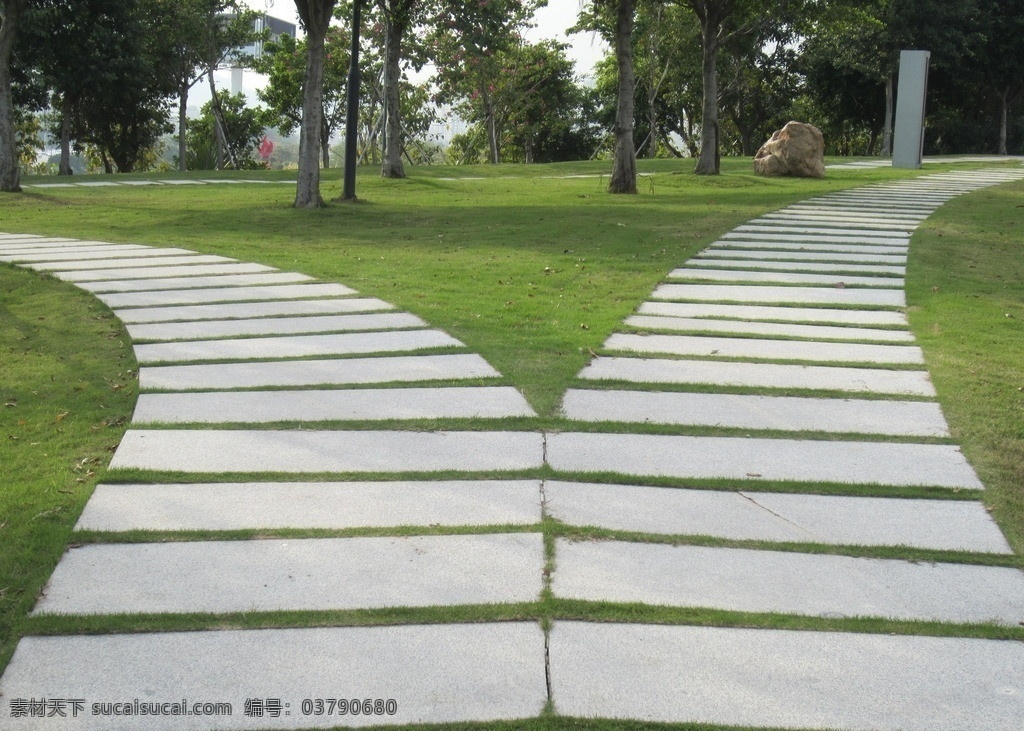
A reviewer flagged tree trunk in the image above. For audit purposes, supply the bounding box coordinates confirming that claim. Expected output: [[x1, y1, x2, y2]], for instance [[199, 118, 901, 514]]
[[998, 86, 1009, 156], [320, 108, 330, 168], [178, 83, 188, 171], [482, 90, 500, 164], [694, 20, 719, 175], [881, 73, 894, 156], [609, 0, 637, 194], [294, 0, 336, 207], [59, 95, 73, 175], [646, 87, 658, 159], [381, 13, 406, 178], [0, 0, 26, 193]]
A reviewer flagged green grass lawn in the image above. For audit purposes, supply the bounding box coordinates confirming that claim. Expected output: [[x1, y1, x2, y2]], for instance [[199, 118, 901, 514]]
[[2, 157, 1022, 730]]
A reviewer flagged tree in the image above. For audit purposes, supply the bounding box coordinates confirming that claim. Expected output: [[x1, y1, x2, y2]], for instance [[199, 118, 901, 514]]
[[293, 0, 338, 208], [429, 0, 537, 164], [187, 92, 267, 169], [377, 0, 418, 177], [256, 28, 349, 168], [149, 0, 260, 172], [607, 0, 637, 192], [0, 0, 28, 192], [971, 0, 1024, 154]]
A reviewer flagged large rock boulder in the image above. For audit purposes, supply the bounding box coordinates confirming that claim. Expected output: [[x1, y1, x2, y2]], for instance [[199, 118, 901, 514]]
[[753, 121, 826, 178]]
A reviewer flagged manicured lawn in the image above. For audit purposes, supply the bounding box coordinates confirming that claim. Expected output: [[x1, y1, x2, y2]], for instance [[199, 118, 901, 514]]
[[2, 158, 1022, 729]]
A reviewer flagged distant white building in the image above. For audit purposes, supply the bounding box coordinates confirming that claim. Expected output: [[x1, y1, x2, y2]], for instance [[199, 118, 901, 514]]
[[227, 13, 297, 95]]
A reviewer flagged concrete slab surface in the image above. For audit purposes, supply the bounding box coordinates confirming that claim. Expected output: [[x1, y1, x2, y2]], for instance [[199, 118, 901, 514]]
[[97, 283, 358, 308], [603, 333, 924, 364], [115, 297, 393, 323], [35, 534, 545, 614], [553, 540, 1024, 624], [76, 272, 312, 293], [757, 214, 917, 231], [108, 429, 546, 473], [548, 622, 1024, 730], [636, 301, 908, 326], [139, 353, 501, 390], [560, 389, 949, 436], [577, 357, 937, 395], [132, 386, 536, 423], [713, 239, 910, 256], [25, 254, 224, 269], [126, 312, 427, 341], [77, 480, 543, 531], [543, 481, 1012, 552], [0, 623, 547, 729], [545, 432, 984, 488], [685, 258, 906, 275], [133, 329, 463, 363], [651, 283, 906, 307], [698, 248, 907, 264], [666, 268, 903, 288], [54, 262, 275, 282], [2, 247, 200, 262], [624, 314, 914, 341]]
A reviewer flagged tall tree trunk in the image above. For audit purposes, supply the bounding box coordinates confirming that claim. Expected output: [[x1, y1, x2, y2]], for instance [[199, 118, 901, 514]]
[[381, 12, 406, 178], [694, 20, 719, 175], [320, 109, 330, 168], [998, 86, 1009, 155], [0, 0, 26, 193], [294, 0, 337, 207], [881, 73, 894, 156], [59, 95, 73, 175], [178, 83, 188, 171], [482, 90, 500, 164], [609, 0, 637, 194]]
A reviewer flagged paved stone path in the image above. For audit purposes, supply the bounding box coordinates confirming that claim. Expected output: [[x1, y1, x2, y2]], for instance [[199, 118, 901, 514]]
[[2, 166, 1024, 730]]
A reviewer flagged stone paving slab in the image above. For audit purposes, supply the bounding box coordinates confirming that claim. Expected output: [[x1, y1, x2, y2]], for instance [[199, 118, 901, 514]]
[[553, 540, 1024, 624], [687, 258, 906, 274], [782, 204, 929, 219], [545, 432, 983, 488], [0, 233, 78, 244], [790, 203, 932, 216], [548, 622, 1024, 730], [34, 534, 545, 615], [96, 283, 358, 308], [132, 386, 536, 423], [28, 254, 232, 270], [108, 429, 545, 473], [77, 479, 543, 531], [698, 248, 907, 264], [54, 260, 272, 280], [0, 246, 198, 261], [114, 296, 392, 323], [652, 283, 906, 307], [715, 239, 909, 256], [0, 623, 547, 729], [126, 312, 427, 341], [755, 216, 916, 232], [561, 389, 948, 436], [667, 267, 903, 288], [733, 225, 909, 239], [133, 329, 463, 364], [543, 481, 1011, 552], [728, 227, 910, 243], [139, 353, 501, 390], [603, 333, 924, 364], [625, 314, 914, 342], [636, 301, 909, 326], [578, 357, 937, 396], [75, 271, 312, 293]]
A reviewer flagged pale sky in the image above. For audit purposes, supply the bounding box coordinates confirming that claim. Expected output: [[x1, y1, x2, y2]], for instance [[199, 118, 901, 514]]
[[192, 0, 607, 128]]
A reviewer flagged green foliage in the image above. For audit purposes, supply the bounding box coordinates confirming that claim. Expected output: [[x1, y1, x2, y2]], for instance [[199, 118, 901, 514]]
[[186, 92, 268, 170]]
